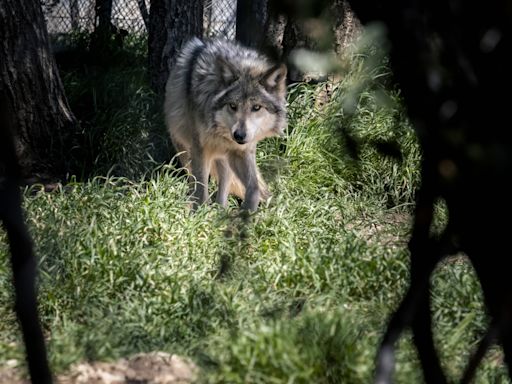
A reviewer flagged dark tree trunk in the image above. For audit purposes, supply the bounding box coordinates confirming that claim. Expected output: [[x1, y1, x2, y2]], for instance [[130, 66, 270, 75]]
[[70, 0, 80, 30], [92, 0, 115, 52], [236, 0, 267, 49], [137, 0, 149, 30], [148, 0, 203, 94], [281, 15, 318, 82], [1, 92, 53, 384], [92, 0, 130, 62], [0, 0, 77, 180], [262, 0, 287, 61], [95, 0, 114, 33]]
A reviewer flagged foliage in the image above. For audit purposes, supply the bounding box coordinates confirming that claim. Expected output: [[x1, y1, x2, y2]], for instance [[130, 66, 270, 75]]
[[56, 32, 169, 179]]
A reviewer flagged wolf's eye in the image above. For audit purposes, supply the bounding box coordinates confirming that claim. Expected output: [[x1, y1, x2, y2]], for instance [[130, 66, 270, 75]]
[[252, 104, 261, 112], [228, 103, 238, 111]]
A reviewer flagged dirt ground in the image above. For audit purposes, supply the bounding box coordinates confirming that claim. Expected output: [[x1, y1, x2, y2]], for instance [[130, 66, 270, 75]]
[[0, 352, 197, 384]]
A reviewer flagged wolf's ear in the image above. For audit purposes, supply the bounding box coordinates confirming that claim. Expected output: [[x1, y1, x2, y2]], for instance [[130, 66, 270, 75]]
[[261, 64, 287, 95], [216, 56, 238, 85]]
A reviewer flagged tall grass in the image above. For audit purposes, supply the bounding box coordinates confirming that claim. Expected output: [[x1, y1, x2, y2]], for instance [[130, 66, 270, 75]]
[[0, 33, 508, 383], [59, 33, 170, 179]]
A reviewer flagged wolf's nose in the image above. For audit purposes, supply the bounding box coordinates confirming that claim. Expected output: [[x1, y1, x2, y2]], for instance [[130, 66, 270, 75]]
[[233, 130, 246, 144]]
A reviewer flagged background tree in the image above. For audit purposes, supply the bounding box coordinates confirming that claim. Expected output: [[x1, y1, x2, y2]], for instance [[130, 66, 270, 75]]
[[330, 0, 361, 55], [148, 0, 204, 94], [91, 0, 128, 55], [70, 0, 80, 30], [259, 0, 361, 81], [0, 0, 77, 180], [0, 92, 53, 384], [95, 0, 114, 34], [236, 0, 267, 49], [137, 0, 150, 30]]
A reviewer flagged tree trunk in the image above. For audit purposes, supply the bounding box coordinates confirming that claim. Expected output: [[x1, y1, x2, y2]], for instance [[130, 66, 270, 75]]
[[1, 91, 53, 384], [331, 0, 361, 55], [92, 0, 115, 52], [137, 0, 150, 30], [236, 0, 267, 49], [70, 0, 80, 30], [148, 0, 203, 94], [281, 15, 319, 82], [203, 0, 213, 37], [262, 0, 287, 61], [0, 0, 77, 180], [265, 0, 361, 82], [95, 0, 114, 33]]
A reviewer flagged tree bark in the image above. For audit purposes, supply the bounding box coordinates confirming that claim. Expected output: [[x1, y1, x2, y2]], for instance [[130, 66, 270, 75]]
[[203, 0, 213, 37], [265, 0, 361, 82], [70, 0, 80, 30], [137, 0, 150, 30], [331, 0, 361, 55], [92, 0, 115, 53], [236, 0, 267, 49], [148, 0, 203, 94], [0, 0, 77, 180], [262, 0, 287, 61], [95, 0, 114, 33]]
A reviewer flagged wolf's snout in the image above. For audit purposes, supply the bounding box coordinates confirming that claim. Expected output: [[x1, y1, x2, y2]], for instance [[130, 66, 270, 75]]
[[233, 129, 246, 144]]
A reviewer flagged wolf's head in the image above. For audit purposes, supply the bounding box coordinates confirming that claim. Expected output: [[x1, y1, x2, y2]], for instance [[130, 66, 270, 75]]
[[211, 58, 287, 146]]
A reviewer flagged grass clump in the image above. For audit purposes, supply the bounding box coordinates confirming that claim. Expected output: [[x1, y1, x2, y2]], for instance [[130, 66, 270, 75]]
[[207, 310, 370, 383]]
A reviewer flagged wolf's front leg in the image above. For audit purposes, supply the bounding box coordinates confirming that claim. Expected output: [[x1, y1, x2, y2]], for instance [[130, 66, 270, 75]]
[[214, 159, 231, 207], [229, 150, 260, 211], [190, 150, 210, 210]]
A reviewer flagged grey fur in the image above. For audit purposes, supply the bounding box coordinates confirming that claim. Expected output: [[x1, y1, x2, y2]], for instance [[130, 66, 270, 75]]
[[164, 38, 287, 211]]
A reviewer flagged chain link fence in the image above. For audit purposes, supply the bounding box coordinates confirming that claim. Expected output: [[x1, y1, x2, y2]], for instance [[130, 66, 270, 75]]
[[204, 0, 236, 39], [42, 0, 236, 37], [42, 0, 95, 34]]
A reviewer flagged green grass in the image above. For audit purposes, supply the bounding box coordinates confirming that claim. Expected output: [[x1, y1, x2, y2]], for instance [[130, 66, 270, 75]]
[[0, 34, 509, 383], [59, 33, 170, 179]]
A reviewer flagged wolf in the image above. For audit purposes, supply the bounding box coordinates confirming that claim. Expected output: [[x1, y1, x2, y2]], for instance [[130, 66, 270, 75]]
[[164, 38, 287, 211]]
